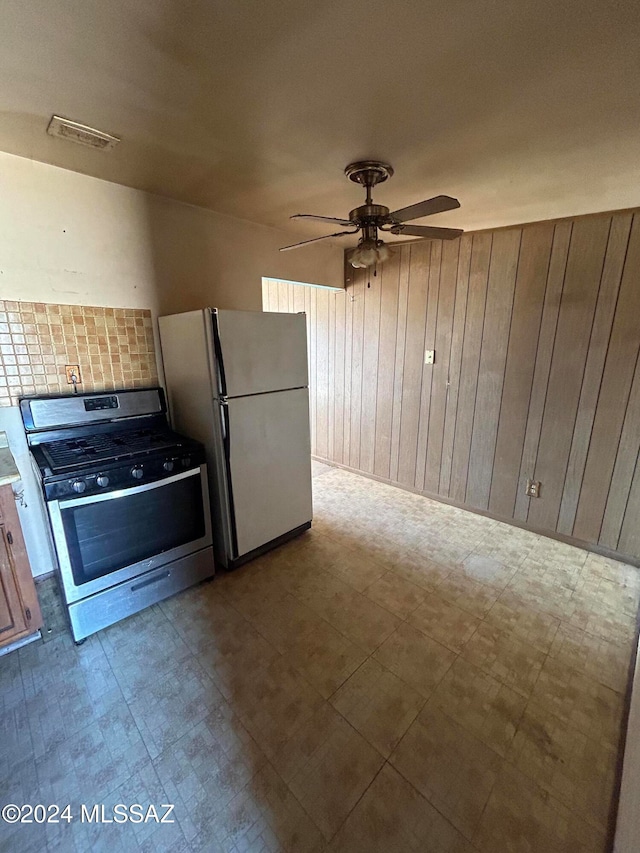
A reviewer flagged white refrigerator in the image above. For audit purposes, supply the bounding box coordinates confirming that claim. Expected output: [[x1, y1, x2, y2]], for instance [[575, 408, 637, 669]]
[[158, 308, 313, 569]]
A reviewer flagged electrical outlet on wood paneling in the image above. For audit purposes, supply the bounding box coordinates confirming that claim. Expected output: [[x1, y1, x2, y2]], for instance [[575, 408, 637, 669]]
[[525, 479, 541, 498]]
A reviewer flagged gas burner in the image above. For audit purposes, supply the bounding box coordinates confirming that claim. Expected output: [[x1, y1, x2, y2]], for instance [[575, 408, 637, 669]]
[[39, 427, 189, 473]]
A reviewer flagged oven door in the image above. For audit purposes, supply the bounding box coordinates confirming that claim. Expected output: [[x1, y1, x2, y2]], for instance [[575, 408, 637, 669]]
[[48, 465, 212, 603]]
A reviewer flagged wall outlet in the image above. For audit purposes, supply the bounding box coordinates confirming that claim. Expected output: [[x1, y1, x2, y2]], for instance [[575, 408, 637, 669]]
[[525, 479, 541, 498], [424, 350, 435, 365], [65, 364, 81, 385]]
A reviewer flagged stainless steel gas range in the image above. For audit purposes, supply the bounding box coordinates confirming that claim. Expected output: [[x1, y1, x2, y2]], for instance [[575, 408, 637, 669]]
[[21, 388, 214, 642]]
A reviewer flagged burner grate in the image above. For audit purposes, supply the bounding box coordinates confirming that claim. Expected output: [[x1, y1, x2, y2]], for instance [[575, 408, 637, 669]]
[[40, 429, 184, 472]]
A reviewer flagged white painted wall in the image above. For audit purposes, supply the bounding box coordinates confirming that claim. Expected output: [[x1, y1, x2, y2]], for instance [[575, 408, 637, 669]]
[[0, 153, 160, 311], [146, 192, 345, 314], [0, 151, 343, 313], [0, 150, 344, 576]]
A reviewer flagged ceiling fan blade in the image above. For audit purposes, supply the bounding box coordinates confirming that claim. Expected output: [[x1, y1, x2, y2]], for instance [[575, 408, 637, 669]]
[[388, 195, 460, 223], [291, 213, 354, 227], [389, 224, 463, 240], [279, 230, 359, 252]]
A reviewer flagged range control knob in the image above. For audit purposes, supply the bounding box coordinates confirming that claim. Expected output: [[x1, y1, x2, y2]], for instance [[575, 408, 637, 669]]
[[131, 467, 144, 480], [181, 456, 192, 468], [96, 475, 110, 488], [72, 480, 86, 494], [163, 460, 174, 472]]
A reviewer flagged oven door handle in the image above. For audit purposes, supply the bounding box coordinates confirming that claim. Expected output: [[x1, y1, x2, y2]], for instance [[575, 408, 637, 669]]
[[131, 570, 171, 592], [57, 467, 202, 509]]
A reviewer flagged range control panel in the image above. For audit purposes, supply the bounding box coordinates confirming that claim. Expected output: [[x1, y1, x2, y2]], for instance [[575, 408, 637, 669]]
[[84, 395, 119, 412]]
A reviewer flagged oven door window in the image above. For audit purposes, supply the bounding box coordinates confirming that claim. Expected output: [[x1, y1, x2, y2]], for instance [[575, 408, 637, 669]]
[[60, 474, 206, 586]]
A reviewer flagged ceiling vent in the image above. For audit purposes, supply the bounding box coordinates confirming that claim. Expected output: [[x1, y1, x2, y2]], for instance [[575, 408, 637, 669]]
[[46, 115, 120, 151]]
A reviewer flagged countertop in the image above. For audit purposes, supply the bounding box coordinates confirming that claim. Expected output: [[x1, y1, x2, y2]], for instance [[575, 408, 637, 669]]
[[0, 431, 21, 487]]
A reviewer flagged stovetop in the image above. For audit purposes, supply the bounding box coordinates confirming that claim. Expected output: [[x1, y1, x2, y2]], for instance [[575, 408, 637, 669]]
[[22, 388, 207, 502], [39, 427, 190, 474]]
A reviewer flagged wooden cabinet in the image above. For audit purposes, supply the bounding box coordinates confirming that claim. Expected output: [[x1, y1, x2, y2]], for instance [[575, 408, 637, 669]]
[[0, 484, 42, 649]]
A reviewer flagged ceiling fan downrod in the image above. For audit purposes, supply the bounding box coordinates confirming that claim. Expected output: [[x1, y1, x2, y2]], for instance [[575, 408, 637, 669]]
[[345, 161, 394, 227], [344, 160, 394, 206]]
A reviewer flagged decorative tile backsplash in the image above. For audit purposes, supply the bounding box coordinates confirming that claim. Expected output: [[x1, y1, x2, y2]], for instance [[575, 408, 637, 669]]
[[0, 300, 158, 407]]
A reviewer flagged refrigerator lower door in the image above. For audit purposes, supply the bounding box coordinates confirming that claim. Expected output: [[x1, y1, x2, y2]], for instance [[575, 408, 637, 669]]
[[225, 387, 312, 557]]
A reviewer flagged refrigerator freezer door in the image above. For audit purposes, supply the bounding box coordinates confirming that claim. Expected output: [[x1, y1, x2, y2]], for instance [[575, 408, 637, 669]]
[[226, 387, 312, 557], [214, 309, 308, 397]]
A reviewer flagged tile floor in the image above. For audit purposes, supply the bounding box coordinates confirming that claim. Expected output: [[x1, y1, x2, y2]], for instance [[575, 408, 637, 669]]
[[2, 464, 640, 852]]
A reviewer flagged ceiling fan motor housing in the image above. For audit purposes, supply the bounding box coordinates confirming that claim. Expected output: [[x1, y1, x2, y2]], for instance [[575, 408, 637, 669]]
[[349, 204, 390, 226]]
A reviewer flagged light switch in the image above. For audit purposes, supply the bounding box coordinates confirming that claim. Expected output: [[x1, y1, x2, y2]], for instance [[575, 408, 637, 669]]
[[424, 350, 435, 365]]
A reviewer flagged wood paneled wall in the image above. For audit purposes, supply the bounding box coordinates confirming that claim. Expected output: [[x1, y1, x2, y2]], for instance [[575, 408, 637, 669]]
[[262, 208, 640, 562]]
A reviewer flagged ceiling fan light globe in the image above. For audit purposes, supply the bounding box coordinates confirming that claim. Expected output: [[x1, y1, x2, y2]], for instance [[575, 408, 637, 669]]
[[376, 243, 392, 263], [350, 237, 394, 268], [349, 247, 372, 268]]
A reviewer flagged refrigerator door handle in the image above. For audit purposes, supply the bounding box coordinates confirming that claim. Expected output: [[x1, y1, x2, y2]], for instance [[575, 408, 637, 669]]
[[220, 400, 229, 445], [219, 405, 226, 441], [218, 399, 239, 560], [216, 360, 225, 397], [211, 309, 227, 397]]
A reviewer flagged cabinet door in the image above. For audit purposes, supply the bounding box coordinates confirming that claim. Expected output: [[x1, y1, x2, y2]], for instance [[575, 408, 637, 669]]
[[0, 524, 28, 641], [0, 484, 42, 648]]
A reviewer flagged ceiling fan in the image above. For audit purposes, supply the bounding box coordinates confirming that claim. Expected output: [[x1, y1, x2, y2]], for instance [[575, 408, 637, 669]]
[[280, 160, 463, 268]]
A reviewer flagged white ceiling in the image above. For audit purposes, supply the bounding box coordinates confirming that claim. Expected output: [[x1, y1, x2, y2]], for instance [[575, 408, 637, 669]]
[[1, 0, 639, 244]]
